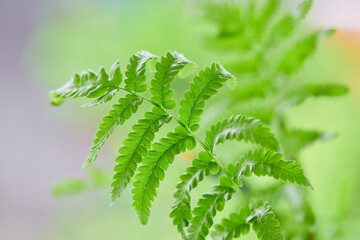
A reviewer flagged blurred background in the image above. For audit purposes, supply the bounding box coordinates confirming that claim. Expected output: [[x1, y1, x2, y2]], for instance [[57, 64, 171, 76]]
[[1, 0, 360, 239]]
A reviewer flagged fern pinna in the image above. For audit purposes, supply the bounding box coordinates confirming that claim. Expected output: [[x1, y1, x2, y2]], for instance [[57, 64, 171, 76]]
[[50, 49, 314, 240]]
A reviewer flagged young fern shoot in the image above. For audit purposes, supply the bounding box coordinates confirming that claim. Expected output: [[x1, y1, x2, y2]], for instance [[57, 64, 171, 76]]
[[50, 51, 312, 240]]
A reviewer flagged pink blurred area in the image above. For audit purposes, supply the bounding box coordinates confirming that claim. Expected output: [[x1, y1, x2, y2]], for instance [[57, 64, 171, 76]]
[[0, 0, 359, 239], [308, 0, 360, 29]]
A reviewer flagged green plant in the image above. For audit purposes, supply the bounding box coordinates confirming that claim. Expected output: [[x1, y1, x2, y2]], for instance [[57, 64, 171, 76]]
[[49, 0, 350, 239], [201, 0, 348, 238], [50, 49, 314, 240]]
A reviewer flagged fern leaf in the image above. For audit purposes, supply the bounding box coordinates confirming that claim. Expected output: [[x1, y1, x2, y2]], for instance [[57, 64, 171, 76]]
[[111, 107, 171, 201], [247, 200, 284, 240], [296, 0, 313, 20], [179, 63, 234, 131], [280, 129, 335, 159], [257, 0, 279, 25], [49, 61, 122, 106], [256, 184, 316, 238], [267, 0, 312, 42], [205, 115, 279, 152], [132, 126, 196, 224], [150, 52, 192, 109], [170, 151, 214, 238], [188, 177, 235, 240], [82, 94, 143, 168], [211, 207, 251, 240], [277, 29, 335, 75], [52, 177, 88, 197], [232, 148, 311, 187], [81, 88, 120, 107], [52, 166, 111, 197], [285, 83, 348, 107], [230, 98, 275, 124], [124, 50, 158, 93], [81, 60, 123, 107]]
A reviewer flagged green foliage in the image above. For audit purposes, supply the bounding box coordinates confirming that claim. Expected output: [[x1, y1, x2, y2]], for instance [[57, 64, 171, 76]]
[[284, 83, 349, 107], [201, 0, 348, 238], [230, 148, 311, 187], [205, 115, 279, 153], [83, 94, 143, 168], [187, 178, 235, 240], [150, 52, 192, 109], [111, 107, 171, 201], [211, 206, 251, 240], [49, 61, 122, 106], [297, 0, 313, 19], [277, 29, 335, 75], [170, 151, 213, 238], [50, 0, 348, 238], [52, 167, 111, 197], [279, 129, 335, 159], [51, 50, 301, 239], [259, 184, 317, 239], [52, 177, 87, 197], [132, 126, 196, 224], [178, 63, 234, 131], [124, 51, 157, 93], [247, 200, 284, 240]]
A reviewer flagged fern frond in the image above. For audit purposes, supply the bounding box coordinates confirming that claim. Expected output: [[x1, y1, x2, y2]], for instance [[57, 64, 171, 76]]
[[280, 129, 335, 159], [285, 83, 348, 107], [277, 29, 335, 75], [111, 107, 171, 201], [247, 200, 284, 240], [81, 60, 123, 107], [258, 184, 316, 239], [170, 151, 214, 238], [150, 52, 192, 109], [205, 115, 279, 153], [81, 88, 120, 107], [267, 0, 312, 43], [178, 63, 234, 131], [187, 177, 235, 240], [52, 167, 111, 197], [211, 206, 251, 240], [256, 0, 279, 27], [49, 61, 122, 106], [52, 177, 88, 197], [232, 148, 311, 187], [132, 126, 196, 224], [203, 2, 242, 38], [235, 148, 312, 187], [296, 0, 313, 20], [82, 94, 143, 168], [230, 98, 275, 124], [124, 50, 158, 93]]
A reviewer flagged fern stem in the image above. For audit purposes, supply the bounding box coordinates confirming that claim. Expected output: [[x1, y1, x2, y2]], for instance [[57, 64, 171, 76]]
[[117, 87, 250, 209]]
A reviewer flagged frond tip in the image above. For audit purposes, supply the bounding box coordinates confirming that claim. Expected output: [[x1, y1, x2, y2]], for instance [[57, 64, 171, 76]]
[[150, 51, 192, 109], [49, 61, 122, 106], [124, 50, 158, 93], [179, 63, 234, 131]]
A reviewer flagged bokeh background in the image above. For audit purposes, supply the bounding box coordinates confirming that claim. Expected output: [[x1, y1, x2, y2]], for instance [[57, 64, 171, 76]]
[[1, 0, 360, 239]]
